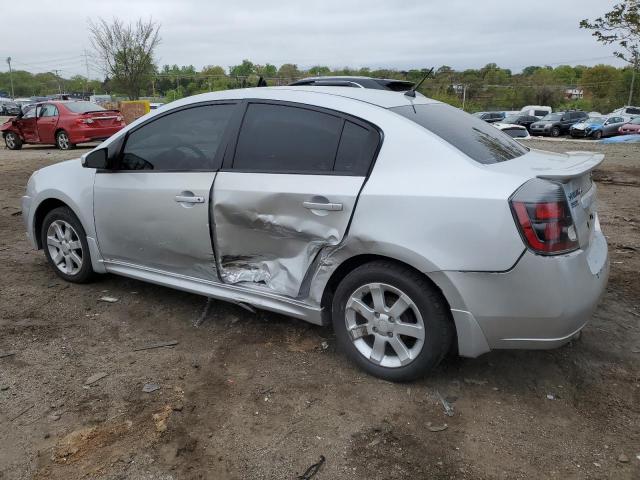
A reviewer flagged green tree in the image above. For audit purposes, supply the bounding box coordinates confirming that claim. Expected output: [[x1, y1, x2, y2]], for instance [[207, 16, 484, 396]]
[[229, 60, 255, 78], [277, 63, 300, 80], [581, 0, 640, 103]]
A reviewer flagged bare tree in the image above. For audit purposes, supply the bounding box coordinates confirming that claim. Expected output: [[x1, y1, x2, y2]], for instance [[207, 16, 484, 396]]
[[90, 18, 161, 100]]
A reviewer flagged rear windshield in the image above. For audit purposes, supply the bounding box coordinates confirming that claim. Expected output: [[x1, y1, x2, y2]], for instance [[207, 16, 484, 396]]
[[391, 103, 527, 164], [64, 101, 105, 113]]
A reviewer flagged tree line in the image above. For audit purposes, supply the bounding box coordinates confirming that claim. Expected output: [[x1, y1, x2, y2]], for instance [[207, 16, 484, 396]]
[[1, 61, 637, 113]]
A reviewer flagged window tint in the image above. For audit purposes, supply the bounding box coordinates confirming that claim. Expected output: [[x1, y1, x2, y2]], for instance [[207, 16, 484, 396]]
[[233, 103, 343, 173], [39, 104, 58, 117], [391, 103, 527, 164], [334, 121, 379, 175], [626, 107, 640, 115], [65, 102, 105, 113], [120, 104, 234, 171], [534, 110, 548, 117]]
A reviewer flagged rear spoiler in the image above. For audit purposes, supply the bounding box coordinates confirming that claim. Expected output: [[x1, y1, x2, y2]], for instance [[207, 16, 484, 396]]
[[536, 152, 604, 180]]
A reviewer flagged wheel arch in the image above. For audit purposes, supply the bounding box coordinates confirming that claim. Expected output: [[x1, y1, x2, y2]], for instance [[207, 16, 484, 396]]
[[33, 198, 77, 249], [319, 253, 458, 348]]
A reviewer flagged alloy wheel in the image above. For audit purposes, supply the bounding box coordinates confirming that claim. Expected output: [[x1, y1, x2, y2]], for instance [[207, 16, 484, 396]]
[[345, 282, 425, 368], [46, 220, 83, 275], [5, 133, 16, 149], [57, 132, 70, 150]]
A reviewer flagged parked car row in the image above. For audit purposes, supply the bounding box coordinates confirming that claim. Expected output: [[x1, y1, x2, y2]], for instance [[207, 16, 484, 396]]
[[478, 107, 640, 140]]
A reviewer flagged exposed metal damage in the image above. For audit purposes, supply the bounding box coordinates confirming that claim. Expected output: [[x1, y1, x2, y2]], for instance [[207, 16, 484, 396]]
[[215, 208, 342, 298]]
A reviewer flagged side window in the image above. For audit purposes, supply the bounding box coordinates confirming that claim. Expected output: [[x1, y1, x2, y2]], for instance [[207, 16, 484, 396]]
[[120, 104, 234, 171], [233, 103, 343, 173], [534, 110, 548, 117], [23, 107, 36, 119], [40, 105, 58, 117], [334, 121, 379, 175]]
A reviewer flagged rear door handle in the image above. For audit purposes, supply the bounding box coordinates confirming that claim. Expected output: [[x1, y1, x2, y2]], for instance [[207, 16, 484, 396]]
[[303, 201, 343, 211], [175, 195, 205, 204]]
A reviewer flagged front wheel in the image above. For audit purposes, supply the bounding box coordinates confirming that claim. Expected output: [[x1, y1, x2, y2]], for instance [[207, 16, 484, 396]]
[[592, 130, 603, 140], [56, 130, 75, 150], [332, 261, 454, 382], [4, 132, 22, 150], [41, 207, 94, 283]]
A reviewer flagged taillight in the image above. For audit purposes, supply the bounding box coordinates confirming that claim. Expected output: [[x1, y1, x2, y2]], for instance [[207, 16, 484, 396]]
[[509, 178, 578, 255]]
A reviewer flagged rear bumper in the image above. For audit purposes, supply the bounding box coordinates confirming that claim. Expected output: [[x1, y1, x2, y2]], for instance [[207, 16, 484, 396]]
[[69, 126, 122, 144], [434, 230, 609, 356]]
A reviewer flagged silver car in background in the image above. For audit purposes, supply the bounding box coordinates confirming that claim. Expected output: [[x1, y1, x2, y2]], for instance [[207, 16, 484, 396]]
[[22, 87, 609, 381]]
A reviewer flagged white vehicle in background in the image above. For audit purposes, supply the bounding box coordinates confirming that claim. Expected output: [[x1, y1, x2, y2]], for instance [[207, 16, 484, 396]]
[[520, 105, 552, 118], [493, 122, 531, 139], [89, 95, 112, 105], [609, 106, 640, 118]]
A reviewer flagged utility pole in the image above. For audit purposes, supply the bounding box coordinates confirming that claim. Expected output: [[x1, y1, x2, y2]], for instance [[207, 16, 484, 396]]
[[84, 49, 90, 98], [629, 55, 638, 106], [6, 57, 14, 98], [462, 84, 467, 111], [52, 69, 62, 94]]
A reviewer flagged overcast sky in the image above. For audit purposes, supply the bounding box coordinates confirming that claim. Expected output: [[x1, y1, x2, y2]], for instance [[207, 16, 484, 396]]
[[2, 0, 623, 78]]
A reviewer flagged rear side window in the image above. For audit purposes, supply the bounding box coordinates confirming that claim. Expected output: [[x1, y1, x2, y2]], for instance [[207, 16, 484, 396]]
[[120, 104, 234, 171], [391, 103, 527, 164], [334, 121, 379, 175], [233, 103, 343, 173], [534, 110, 548, 117]]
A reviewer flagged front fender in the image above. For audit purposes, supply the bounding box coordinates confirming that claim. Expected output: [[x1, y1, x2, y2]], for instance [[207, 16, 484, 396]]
[[25, 159, 106, 273]]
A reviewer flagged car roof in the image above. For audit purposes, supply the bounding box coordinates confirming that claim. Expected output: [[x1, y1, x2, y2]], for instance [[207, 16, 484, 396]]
[[167, 86, 440, 110]]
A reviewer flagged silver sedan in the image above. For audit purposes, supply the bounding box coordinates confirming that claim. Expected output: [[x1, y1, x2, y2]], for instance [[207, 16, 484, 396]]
[[22, 86, 609, 381]]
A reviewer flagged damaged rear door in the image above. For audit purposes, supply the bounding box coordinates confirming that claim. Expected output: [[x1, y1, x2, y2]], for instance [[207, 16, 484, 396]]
[[212, 100, 381, 297], [94, 102, 237, 281]]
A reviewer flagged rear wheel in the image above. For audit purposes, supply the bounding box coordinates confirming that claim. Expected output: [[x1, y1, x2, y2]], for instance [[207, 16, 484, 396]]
[[332, 261, 454, 382], [550, 126, 561, 137], [56, 130, 75, 150], [41, 207, 94, 283], [4, 132, 22, 150]]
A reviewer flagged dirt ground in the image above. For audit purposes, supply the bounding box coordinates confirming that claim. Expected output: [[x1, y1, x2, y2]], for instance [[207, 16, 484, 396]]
[[0, 135, 638, 480]]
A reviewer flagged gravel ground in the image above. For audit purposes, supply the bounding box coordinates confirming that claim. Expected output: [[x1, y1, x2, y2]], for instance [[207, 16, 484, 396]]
[[0, 136, 639, 480]]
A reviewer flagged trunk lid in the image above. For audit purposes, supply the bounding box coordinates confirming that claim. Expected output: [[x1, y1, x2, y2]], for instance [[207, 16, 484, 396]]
[[489, 149, 604, 250], [80, 110, 123, 127]]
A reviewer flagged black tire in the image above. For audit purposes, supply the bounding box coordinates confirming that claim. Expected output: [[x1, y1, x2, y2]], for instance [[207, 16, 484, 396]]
[[4, 132, 22, 150], [55, 130, 75, 150], [332, 260, 454, 382], [592, 130, 602, 140], [550, 126, 561, 137], [41, 206, 94, 283]]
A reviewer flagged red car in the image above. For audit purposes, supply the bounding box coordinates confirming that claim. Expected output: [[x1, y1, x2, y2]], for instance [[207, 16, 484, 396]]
[[1, 101, 126, 150], [618, 116, 640, 135]]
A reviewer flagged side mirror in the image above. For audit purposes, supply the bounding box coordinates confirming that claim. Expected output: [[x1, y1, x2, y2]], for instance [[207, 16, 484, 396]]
[[82, 148, 109, 169]]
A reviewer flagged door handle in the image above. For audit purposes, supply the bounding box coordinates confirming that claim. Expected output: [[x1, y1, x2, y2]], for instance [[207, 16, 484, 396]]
[[175, 195, 205, 204], [303, 201, 343, 211]]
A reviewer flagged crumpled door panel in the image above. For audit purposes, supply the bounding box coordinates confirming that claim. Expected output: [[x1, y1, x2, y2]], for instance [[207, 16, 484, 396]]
[[212, 172, 364, 298]]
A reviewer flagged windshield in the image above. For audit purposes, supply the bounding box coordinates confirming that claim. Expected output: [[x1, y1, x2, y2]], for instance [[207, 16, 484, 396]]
[[630, 117, 640, 125], [503, 115, 521, 123], [585, 117, 604, 124], [391, 103, 527, 164], [541, 113, 563, 121], [64, 101, 105, 113]]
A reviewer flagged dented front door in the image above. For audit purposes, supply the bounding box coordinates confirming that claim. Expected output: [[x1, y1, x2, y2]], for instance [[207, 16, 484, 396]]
[[212, 172, 364, 297]]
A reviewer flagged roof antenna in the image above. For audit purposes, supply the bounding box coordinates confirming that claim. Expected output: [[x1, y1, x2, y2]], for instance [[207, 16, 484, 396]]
[[404, 67, 434, 98]]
